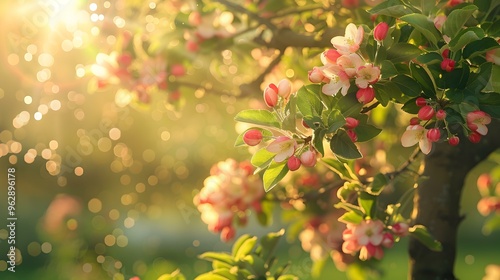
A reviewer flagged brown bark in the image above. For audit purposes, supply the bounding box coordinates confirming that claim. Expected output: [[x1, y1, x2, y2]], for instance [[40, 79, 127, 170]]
[[409, 122, 500, 279]]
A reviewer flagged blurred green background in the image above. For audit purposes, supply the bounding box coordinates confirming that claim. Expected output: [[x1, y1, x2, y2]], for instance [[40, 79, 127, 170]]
[[0, 1, 499, 279]]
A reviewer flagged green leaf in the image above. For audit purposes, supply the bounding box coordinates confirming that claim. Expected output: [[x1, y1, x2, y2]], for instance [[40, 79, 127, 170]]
[[195, 273, 232, 280], [368, 1, 414, 17], [400, 14, 441, 46], [334, 202, 364, 216], [158, 269, 186, 280], [486, 18, 500, 37], [354, 124, 382, 142], [282, 93, 297, 133], [242, 254, 266, 276], [233, 236, 257, 261], [387, 43, 423, 64], [482, 215, 500, 235], [234, 128, 273, 147], [339, 211, 365, 224], [330, 130, 362, 160], [442, 5, 478, 39], [212, 261, 232, 270], [297, 84, 324, 122], [321, 158, 357, 180], [366, 173, 388, 195], [277, 275, 299, 280], [231, 234, 253, 258], [410, 62, 435, 98], [336, 94, 363, 117], [479, 92, 500, 118], [251, 148, 276, 173], [409, 225, 443, 251], [313, 129, 326, 156], [416, 52, 443, 65], [463, 37, 500, 59], [443, 63, 470, 90], [380, 60, 399, 79], [401, 97, 421, 114], [326, 109, 346, 133], [466, 62, 493, 94], [392, 74, 422, 97], [234, 109, 281, 128], [257, 229, 285, 264], [263, 160, 289, 192], [199, 252, 235, 265], [358, 192, 376, 218], [448, 27, 485, 52], [374, 80, 408, 105], [491, 65, 500, 93]]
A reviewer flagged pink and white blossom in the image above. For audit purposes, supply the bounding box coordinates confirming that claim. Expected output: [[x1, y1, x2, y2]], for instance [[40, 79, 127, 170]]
[[267, 136, 297, 162], [331, 23, 364, 55], [355, 64, 380, 89], [401, 124, 432, 154], [467, 110, 491, 136]]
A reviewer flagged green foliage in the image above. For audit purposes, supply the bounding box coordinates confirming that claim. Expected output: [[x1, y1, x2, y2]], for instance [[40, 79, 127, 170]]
[[408, 225, 443, 252]]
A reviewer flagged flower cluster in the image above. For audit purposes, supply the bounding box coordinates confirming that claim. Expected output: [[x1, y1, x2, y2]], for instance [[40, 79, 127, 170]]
[[89, 32, 186, 105], [185, 10, 237, 52], [193, 159, 264, 241], [299, 214, 355, 271], [401, 100, 492, 154], [308, 23, 382, 104], [342, 219, 408, 261], [476, 173, 500, 217]]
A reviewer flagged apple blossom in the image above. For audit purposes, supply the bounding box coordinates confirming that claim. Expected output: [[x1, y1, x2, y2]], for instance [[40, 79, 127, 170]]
[[355, 64, 380, 89], [418, 105, 435, 120], [401, 124, 432, 154], [331, 23, 364, 54], [337, 53, 364, 77], [486, 46, 500, 65], [356, 87, 375, 104], [391, 222, 409, 237], [342, 219, 395, 261], [321, 67, 351, 96], [243, 129, 263, 146], [308, 67, 329, 83], [373, 22, 389, 42], [321, 49, 342, 65], [267, 136, 297, 162], [467, 110, 491, 136]]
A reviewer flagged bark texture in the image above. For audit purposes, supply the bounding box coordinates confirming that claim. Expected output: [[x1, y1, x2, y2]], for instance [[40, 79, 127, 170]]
[[409, 122, 500, 280]]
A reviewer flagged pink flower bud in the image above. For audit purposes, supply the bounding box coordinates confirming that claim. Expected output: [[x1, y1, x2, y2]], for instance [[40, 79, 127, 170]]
[[374, 22, 389, 42], [436, 109, 446, 120], [415, 97, 427, 107], [263, 84, 279, 107], [448, 135, 460, 146], [427, 128, 441, 142], [186, 40, 200, 52], [220, 226, 236, 242], [347, 129, 358, 142], [442, 49, 450, 59], [116, 53, 133, 68], [356, 87, 375, 104], [323, 49, 342, 64], [441, 58, 455, 72], [391, 222, 409, 237], [287, 156, 301, 171], [308, 67, 327, 83], [477, 174, 492, 192], [434, 15, 447, 30], [345, 117, 360, 129], [418, 105, 435, 120], [300, 150, 317, 167], [277, 79, 292, 99], [243, 129, 263, 146], [468, 131, 482, 143]]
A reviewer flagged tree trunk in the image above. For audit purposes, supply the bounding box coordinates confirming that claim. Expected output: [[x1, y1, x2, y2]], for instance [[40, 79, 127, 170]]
[[409, 123, 500, 280]]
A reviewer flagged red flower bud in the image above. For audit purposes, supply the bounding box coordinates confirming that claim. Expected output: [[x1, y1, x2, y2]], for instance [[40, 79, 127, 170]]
[[263, 84, 279, 107], [243, 129, 263, 146], [171, 64, 186, 77], [347, 129, 358, 142], [374, 22, 389, 42], [436, 109, 446, 120], [356, 87, 375, 104], [220, 226, 236, 242], [415, 97, 427, 107], [418, 105, 435, 120], [345, 117, 360, 129], [300, 150, 317, 167], [468, 131, 482, 143], [426, 128, 441, 142], [410, 117, 420, 125], [442, 49, 450, 59], [448, 135, 460, 146], [441, 58, 455, 72], [287, 156, 301, 171]]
